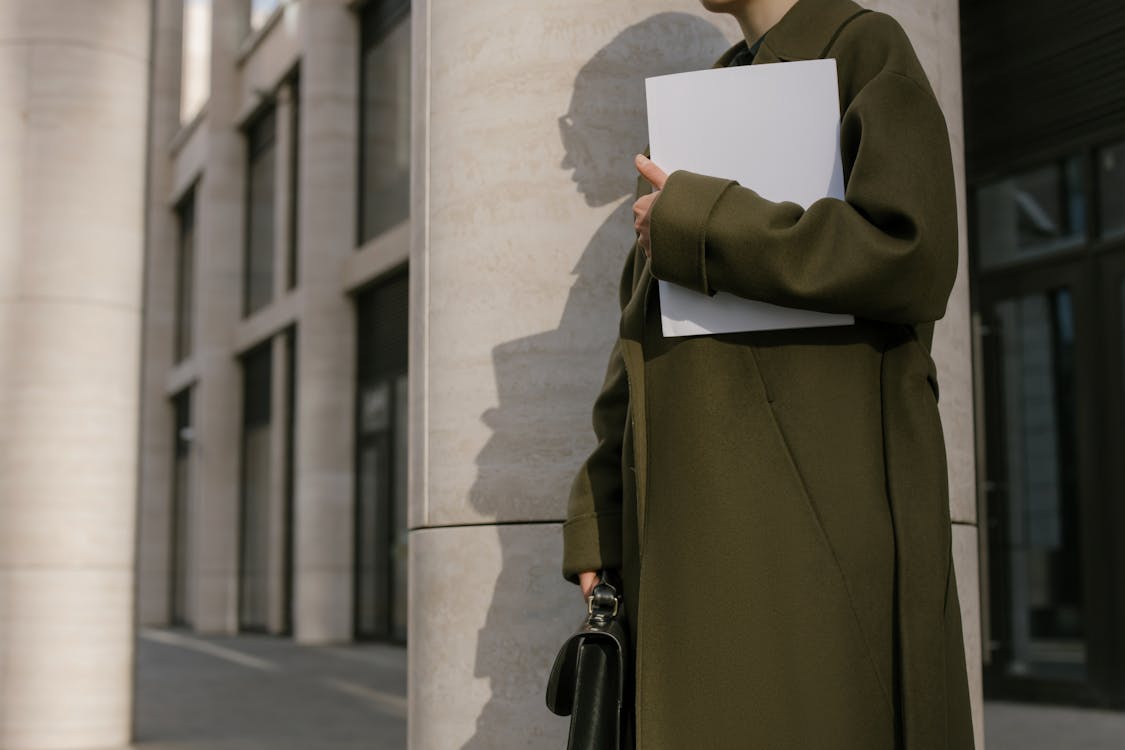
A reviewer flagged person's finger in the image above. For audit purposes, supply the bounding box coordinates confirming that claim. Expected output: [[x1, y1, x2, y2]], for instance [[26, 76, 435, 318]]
[[634, 153, 668, 190], [633, 191, 657, 216], [578, 570, 601, 598]]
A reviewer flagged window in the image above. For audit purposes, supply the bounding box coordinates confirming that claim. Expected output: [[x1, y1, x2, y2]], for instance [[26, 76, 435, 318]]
[[358, 0, 411, 244], [245, 106, 277, 315], [170, 389, 193, 626], [975, 155, 1087, 270], [1097, 139, 1125, 240], [250, 0, 283, 31], [180, 0, 211, 123], [991, 288, 1084, 679], [288, 74, 300, 290], [355, 267, 409, 642], [239, 341, 272, 631], [174, 187, 196, 362]]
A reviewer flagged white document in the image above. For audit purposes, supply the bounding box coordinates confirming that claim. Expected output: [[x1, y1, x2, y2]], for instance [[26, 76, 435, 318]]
[[644, 57, 856, 337]]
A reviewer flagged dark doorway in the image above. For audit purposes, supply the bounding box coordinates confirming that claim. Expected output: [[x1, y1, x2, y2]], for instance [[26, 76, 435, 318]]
[[170, 389, 193, 627], [354, 265, 409, 643], [974, 143, 1125, 708]]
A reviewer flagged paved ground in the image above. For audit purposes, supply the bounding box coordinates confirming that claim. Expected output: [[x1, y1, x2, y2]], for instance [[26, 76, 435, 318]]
[[134, 627, 407, 749], [984, 700, 1125, 750], [134, 628, 1125, 749]]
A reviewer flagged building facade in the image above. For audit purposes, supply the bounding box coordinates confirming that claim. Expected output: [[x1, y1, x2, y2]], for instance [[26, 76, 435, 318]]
[[961, 0, 1125, 709], [137, 0, 411, 644], [6, 0, 1124, 747], [137, 0, 983, 747]]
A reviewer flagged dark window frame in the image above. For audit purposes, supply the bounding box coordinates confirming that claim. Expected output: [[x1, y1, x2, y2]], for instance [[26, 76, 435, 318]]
[[169, 388, 193, 627], [356, 0, 411, 247], [237, 339, 273, 633], [243, 103, 279, 317], [286, 69, 300, 290], [968, 122, 1125, 708], [352, 262, 409, 644], [282, 326, 297, 635], [173, 185, 198, 362]]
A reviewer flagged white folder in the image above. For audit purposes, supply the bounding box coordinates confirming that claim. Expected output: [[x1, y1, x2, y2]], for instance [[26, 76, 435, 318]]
[[644, 57, 856, 337]]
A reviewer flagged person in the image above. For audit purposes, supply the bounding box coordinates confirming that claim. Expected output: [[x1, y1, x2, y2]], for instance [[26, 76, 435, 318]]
[[560, 0, 977, 747]]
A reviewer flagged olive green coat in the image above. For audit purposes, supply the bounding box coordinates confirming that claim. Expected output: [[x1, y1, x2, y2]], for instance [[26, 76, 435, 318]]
[[560, 0, 976, 747]]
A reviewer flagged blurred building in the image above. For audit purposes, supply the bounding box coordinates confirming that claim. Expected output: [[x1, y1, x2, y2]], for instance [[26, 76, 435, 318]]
[[961, 0, 1125, 709], [3, 0, 1124, 748], [137, 0, 411, 643]]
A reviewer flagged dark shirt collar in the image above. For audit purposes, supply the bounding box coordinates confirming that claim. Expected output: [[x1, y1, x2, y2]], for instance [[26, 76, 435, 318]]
[[713, 0, 867, 68], [728, 30, 767, 66]]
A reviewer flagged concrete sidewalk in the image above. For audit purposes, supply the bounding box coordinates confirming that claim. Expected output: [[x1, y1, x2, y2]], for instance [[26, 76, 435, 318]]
[[984, 700, 1125, 750], [134, 628, 1125, 749], [134, 627, 407, 749]]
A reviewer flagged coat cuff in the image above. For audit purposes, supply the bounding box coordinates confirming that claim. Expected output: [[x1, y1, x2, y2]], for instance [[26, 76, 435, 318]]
[[561, 509, 623, 585], [648, 169, 737, 297]]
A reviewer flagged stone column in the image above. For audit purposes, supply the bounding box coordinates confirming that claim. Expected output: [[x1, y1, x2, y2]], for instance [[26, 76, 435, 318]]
[[189, 0, 251, 633], [0, 1, 150, 747], [292, 0, 359, 643], [408, 1, 982, 748], [136, 0, 186, 628]]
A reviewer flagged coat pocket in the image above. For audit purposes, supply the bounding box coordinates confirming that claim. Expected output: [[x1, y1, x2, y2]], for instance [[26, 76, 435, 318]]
[[736, 344, 823, 542], [737, 342, 896, 721]]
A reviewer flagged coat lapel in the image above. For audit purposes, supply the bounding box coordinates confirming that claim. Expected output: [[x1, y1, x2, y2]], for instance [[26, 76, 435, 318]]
[[709, 0, 868, 68], [634, 0, 873, 343]]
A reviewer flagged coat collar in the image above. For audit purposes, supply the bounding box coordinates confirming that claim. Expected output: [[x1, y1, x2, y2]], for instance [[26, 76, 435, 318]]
[[710, 0, 868, 68]]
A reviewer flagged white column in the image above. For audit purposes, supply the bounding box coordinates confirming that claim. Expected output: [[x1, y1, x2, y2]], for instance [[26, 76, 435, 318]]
[[190, 0, 252, 633], [408, 1, 983, 748], [136, 0, 187, 628], [0, 1, 150, 747], [293, 0, 359, 643], [409, 2, 678, 746]]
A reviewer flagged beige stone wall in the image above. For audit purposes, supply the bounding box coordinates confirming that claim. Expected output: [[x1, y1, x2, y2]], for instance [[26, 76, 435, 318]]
[[135, 0, 409, 643], [0, 1, 151, 746], [408, 1, 982, 747]]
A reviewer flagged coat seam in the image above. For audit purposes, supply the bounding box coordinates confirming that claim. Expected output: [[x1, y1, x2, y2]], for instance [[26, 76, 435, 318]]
[[620, 340, 650, 749], [697, 180, 736, 296], [562, 508, 623, 526], [752, 345, 896, 721], [817, 8, 874, 59], [881, 332, 906, 743], [768, 400, 896, 720], [637, 347, 652, 750]]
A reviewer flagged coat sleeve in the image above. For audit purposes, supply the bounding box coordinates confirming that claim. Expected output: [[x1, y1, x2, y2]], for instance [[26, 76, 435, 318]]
[[646, 65, 959, 326], [560, 236, 639, 586]]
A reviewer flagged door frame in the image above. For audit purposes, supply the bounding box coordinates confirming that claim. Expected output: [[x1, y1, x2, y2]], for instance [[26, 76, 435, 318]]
[[977, 254, 1119, 705], [1095, 248, 1125, 701]]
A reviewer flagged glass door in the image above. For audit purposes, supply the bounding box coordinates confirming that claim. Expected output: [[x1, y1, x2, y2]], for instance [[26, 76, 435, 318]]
[[1096, 251, 1125, 699], [353, 268, 409, 643], [974, 140, 1125, 706], [356, 379, 392, 639], [354, 371, 408, 642], [979, 260, 1114, 701], [170, 389, 192, 626], [239, 342, 273, 632]]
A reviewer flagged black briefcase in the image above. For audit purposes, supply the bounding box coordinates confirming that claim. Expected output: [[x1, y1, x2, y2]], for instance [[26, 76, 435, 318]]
[[545, 568, 629, 750]]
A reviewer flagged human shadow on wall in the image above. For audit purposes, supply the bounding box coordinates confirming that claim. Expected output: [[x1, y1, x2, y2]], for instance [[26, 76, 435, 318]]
[[460, 13, 731, 749]]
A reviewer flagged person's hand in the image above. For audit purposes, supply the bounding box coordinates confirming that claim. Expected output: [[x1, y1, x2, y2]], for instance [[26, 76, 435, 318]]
[[578, 570, 601, 600], [633, 153, 668, 259]]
